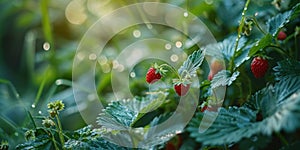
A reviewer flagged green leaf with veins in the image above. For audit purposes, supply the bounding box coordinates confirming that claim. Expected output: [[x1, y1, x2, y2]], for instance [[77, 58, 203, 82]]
[[205, 36, 247, 69], [97, 92, 168, 129], [188, 64, 300, 146], [211, 70, 240, 88], [178, 49, 205, 77], [188, 87, 300, 146], [96, 92, 182, 148], [15, 128, 51, 150], [266, 3, 300, 36], [273, 59, 300, 81], [64, 125, 130, 150]]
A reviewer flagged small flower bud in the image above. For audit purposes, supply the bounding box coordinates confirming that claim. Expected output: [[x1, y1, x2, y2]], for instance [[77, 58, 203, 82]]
[[42, 118, 55, 128], [25, 130, 35, 141], [48, 110, 57, 118]]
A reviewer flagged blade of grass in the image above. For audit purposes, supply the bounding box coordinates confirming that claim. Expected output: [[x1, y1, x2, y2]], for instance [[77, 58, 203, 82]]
[[40, 0, 53, 45]]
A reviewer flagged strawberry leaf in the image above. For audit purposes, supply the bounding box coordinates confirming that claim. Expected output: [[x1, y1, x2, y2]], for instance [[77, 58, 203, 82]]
[[266, 3, 300, 36], [205, 36, 248, 69], [266, 11, 292, 36], [211, 70, 240, 88], [178, 49, 205, 77], [15, 128, 51, 150], [188, 65, 300, 146], [273, 59, 300, 81], [97, 92, 168, 128], [96, 92, 183, 148], [64, 125, 130, 149]]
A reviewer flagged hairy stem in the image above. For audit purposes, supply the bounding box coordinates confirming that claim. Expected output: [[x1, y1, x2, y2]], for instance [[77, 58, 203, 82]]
[[159, 64, 181, 78], [276, 132, 289, 146], [230, 0, 251, 73], [252, 16, 267, 35], [55, 114, 65, 149]]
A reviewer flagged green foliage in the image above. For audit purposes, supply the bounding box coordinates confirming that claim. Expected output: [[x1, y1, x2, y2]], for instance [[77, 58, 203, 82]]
[[267, 3, 300, 36], [178, 49, 205, 77], [64, 126, 130, 150], [248, 34, 272, 57], [15, 128, 52, 150], [267, 11, 292, 36], [97, 92, 168, 128], [273, 59, 300, 81], [205, 36, 248, 69], [211, 70, 240, 88], [188, 62, 300, 146]]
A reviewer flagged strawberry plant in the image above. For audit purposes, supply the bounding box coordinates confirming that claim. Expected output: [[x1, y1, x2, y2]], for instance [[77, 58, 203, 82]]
[[1, 0, 300, 150]]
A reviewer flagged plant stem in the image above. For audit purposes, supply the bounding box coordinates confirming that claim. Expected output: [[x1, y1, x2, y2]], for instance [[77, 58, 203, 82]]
[[34, 69, 48, 106], [51, 133, 59, 150], [267, 44, 291, 58], [159, 64, 181, 78], [252, 16, 267, 35], [276, 132, 289, 146], [295, 35, 299, 60], [55, 114, 65, 149], [230, 0, 251, 73]]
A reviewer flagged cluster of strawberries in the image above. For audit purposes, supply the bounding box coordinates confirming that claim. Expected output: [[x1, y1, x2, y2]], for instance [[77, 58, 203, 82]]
[[145, 31, 286, 111], [146, 66, 190, 96]]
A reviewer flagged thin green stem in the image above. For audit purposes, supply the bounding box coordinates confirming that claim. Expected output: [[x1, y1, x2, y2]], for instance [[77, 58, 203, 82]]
[[230, 0, 251, 73], [295, 35, 298, 60], [252, 16, 267, 35], [267, 44, 291, 58], [159, 64, 180, 78], [55, 114, 65, 149], [276, 132, 289, 146], [26, 110, 37, 129], [51, 133, 59, 150], [33, 69, 48, 105]]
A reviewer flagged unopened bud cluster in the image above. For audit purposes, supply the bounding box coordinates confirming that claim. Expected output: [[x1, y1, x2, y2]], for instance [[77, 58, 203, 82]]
[[41, 100, 65, 128]]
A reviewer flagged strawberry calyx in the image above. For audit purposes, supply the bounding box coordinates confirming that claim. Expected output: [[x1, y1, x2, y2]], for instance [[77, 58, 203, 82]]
[[153, 63, 168, 76]]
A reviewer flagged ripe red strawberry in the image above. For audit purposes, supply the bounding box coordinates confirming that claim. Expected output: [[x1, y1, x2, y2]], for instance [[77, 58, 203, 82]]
[[174, 83, 190, 96], [251, 57, 268, 78], [201, 105, 208, 112], [165, 135, 182, 150], [146, 67, 162, 84], [201, 105, 218, 112], [277, 31, 287, 41]]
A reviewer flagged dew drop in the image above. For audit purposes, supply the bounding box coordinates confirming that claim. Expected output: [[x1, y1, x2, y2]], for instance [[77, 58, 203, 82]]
[[183, 12, 188, 17], [147, 24, 153, 29], [55, 79, 63, 85], [31, 104, 35, 108], [43, 42, 50, 51], [38, 111, 42, 114]]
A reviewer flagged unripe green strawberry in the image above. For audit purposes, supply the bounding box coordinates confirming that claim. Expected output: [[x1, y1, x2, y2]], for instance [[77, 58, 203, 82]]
[[277, 31, 287, 41], [146, 67, 162, 84], [250, 57, 268, 78]]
